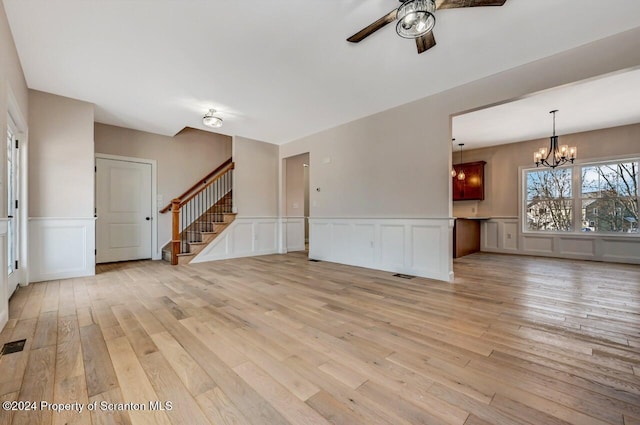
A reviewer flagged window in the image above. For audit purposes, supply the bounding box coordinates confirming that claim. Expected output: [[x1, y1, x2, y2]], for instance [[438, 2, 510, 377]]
[[581, 161, 638, 233], [524, 159, 639, 234], [525, 168, 572, 231]]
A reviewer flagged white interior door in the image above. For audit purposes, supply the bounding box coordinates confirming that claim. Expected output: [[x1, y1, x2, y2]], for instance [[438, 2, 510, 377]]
[[6, 116, 19, 297], [96, 158, 152, 263]]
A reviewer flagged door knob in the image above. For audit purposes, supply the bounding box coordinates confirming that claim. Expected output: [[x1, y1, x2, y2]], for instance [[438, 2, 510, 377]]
[[145, 217, 151, 221]]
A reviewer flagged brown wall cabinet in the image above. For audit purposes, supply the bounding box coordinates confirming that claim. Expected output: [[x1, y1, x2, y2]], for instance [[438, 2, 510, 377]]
[[452, 161, 486, 201]]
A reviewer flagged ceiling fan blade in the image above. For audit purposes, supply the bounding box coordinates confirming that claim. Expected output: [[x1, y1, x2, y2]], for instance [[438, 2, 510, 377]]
[[436, 0, 507, 9], [416, 32, 436, 54], [347, 9, 398, 43]]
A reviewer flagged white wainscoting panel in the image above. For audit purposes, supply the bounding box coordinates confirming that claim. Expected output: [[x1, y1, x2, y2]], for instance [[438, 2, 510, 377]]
[[285, 217, 305, 252], [29, 218, 96, 283], [352, 224, 375, 265], [380, 225, 405, 269], [482, 217, 640, 264], [559, 237, 596, 256], [191, 217, 279, 263], [523, 236, 554, 254], [484, 221, 499, 250], [601, 238, 640, 262], [309, 218, 452, 282], [0, 221, 7, 332], [503, 222, 519, 251]]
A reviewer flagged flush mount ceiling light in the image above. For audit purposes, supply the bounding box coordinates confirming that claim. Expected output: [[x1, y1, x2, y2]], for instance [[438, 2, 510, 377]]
[[396, 0, 436, 39], [533, 110, 576, 168], [203, 109, 223, 128]]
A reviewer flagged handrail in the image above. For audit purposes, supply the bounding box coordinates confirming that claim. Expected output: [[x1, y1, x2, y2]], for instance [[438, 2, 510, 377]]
[[170, 163, 234, 265], [159, 157, 232, 213], [179, 163, 234, 207]]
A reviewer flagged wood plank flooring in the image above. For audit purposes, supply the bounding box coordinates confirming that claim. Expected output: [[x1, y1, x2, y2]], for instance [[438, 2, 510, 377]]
[[0, 252, 639, 425]]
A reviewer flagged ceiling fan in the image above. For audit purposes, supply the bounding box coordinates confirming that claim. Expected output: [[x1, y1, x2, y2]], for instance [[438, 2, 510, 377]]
[[347, 0, 508, 54]]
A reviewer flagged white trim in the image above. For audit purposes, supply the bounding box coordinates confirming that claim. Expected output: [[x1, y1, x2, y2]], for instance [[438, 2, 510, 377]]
[[482, 217, 640, 264], [94, 153, 161, 260], [29, 217, 98, 221], [283, 216, 305, 252], [520, 158, 639, 237], [191, 217, 280, 263], [28, 218, 96, 282], [308, 217, 453, 282], [6, 85, 28, 291]]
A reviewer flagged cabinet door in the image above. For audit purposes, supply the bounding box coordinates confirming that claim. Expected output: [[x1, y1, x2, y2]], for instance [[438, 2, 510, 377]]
[[452, 161, 485, 201], [464, 163, 484, 200]]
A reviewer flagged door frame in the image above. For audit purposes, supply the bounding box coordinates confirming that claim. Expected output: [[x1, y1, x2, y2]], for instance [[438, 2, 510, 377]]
[[7, 87, 28, 290], [95, 153, 160, 261]]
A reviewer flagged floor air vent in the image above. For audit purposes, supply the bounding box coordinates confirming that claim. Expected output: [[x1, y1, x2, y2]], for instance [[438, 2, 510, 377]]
[[393, 273, 415, 279], [1, 339, 26, 355]]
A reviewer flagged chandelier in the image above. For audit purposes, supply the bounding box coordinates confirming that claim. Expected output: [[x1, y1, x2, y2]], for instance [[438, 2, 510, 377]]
[[534, 110, 576, 168]]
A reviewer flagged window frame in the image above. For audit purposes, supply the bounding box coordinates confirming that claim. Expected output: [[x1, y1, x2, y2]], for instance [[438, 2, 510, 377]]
[[521, 155, 640, 237]]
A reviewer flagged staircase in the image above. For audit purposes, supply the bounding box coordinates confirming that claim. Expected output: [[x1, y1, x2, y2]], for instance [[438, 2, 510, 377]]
[[162, 193, 236, 264], [160, 160, 235, 265]]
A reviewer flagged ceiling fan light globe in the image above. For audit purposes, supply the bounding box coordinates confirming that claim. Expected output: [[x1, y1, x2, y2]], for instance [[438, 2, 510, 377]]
[[396, 0, 435, 38], [203, 109, 223, 128], [203, 116, 223, 128]]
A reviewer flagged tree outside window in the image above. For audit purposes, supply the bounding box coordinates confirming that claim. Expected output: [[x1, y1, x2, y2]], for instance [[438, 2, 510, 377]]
[[526, 168, 572, 231], [581, 162, 638, 233]]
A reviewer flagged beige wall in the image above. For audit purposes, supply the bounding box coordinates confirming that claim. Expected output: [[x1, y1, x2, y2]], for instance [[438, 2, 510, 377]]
[[1, 0, 28, 210], [0, 1, 27, 118], [29, 90, 94, 217], [453, 123, 640, 218], [233, 136, 278, 217], [280, 28, 640, 221], [285, 153, 309, 217], [94, 123, 232, 245]]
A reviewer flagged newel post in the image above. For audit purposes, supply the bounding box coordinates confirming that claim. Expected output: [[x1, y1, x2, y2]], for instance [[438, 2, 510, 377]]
[[171, 198, 181, 265]]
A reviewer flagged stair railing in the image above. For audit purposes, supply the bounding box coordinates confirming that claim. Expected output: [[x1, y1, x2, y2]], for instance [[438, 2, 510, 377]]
[[168, 162, 234, 265]]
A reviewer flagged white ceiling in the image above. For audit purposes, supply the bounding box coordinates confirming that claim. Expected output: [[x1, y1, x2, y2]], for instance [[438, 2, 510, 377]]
[[4, 0, 640, 145], [453, 68, 640, 149]]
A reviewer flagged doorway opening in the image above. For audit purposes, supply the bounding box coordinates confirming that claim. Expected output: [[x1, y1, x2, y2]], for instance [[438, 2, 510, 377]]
[[283, 153, 310, 253]]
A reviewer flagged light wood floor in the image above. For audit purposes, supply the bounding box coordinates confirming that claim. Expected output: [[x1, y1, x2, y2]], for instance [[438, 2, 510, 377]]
[[1, 252, 639, 425]]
